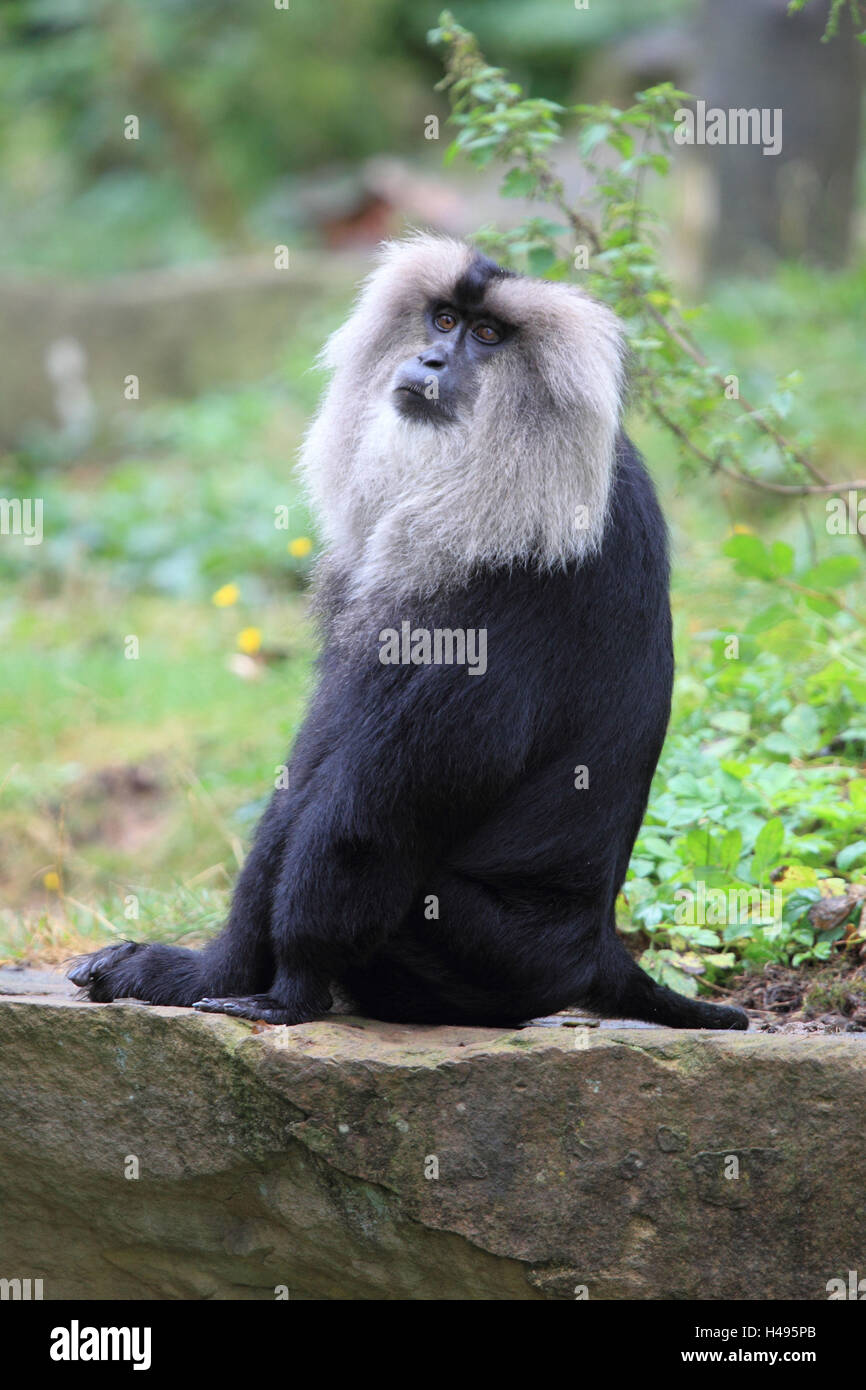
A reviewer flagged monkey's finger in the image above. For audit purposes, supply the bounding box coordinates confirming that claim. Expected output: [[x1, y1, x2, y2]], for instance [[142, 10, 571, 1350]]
[[67, 941, 139, 987], [193, 994, 295, 1025]]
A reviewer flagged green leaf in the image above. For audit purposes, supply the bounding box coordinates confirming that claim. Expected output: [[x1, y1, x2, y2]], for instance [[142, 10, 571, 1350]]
[[746, 604, 793, 633], [800, 556, 861, 590], [782, 887, 821, 925], [804, 594, 841, 617], [751, 817, 785, 882], [723, 534, 775, 580], [532, 219, 570, 238], [527, 245, 556, 275], [580, 123, 611, 154], [770, 541, 794, 575], [703, 952, 736, 969], [678, 927, 722, 947], [719, 828, 743, 873], [780, 704, 820, 753], [629, 857, 656, 878], [659, 962, 698, 996], [682, 826, 715, 867], [640, 835, 676, 859], [672, 950, 706, 976], [500, 168, 537, 198], [608, 131, 634, 157], [636, 902, 665, 928], [708, 711, 750, 735], [837, 841, 866, 872], [641, 949, 699, 997]]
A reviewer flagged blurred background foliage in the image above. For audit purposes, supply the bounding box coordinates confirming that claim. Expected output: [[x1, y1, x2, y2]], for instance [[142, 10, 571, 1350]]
[[0, 0, 689, 271], [1, 0, 866, 1014]]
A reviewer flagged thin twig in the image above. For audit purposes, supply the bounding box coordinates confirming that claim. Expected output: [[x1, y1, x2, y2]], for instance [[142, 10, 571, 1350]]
[[715, 465, 866, 496]]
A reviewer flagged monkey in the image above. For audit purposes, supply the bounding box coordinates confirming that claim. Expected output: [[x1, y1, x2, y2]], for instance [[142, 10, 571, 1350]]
[[69, 233, 748, 1031]]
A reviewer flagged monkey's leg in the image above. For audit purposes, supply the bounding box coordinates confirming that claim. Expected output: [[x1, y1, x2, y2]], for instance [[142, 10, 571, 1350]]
[[188, 802, 339, 1024], [68, 827, 280, 1007], [191, 815, 416, 1025]]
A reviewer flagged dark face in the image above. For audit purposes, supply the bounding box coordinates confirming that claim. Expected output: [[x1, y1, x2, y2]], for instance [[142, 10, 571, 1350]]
[[391, 300, 512, 426]]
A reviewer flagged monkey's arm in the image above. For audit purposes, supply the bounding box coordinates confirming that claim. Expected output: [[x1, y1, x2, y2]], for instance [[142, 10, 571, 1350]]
[[266, 648, 537, 981]]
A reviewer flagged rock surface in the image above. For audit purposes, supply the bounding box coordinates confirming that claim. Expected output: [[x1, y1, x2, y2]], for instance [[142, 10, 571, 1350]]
[[0, 967, 863, 1300]]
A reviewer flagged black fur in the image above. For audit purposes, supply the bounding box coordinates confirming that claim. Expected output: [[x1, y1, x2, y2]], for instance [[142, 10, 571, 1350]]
[[69, 436, 747, 1031], [451, 251, 513, 307]]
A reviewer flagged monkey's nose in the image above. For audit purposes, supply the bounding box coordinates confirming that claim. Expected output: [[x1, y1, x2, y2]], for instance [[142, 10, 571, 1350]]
[[418, 348, 448, 370]]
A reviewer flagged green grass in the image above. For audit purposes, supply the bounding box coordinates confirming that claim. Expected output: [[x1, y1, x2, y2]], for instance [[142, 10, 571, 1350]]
[[0, 585, 316, 953]]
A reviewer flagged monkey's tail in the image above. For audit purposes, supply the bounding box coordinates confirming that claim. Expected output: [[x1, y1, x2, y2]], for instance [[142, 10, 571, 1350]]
[[588, 935, 748, 1031]]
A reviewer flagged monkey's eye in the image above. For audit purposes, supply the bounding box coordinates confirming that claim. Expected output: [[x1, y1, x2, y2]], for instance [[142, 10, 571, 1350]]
[[472, 322, 502, 344], [433, 310, 458, 332]]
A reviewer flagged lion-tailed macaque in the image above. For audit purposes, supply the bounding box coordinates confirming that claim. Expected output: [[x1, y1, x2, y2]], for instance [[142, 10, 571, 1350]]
[[70, 236, 748, 1032]]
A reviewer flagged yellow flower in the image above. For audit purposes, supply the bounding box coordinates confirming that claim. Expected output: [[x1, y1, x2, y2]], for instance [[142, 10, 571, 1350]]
[[237, 627, 262, 655], [43, 871, 61, 892], [288, 536, 313, 558], [731, 524, 754, 535], [212, 583, 240, 607]]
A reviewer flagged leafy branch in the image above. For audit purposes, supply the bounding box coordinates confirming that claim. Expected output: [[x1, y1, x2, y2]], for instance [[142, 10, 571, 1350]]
[[429, 14, 866, 540], [787, 0, 865, 42]]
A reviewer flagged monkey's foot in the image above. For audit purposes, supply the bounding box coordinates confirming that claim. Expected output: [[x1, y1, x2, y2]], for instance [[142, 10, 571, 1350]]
[[193, 994, 305, 1025], [67, 940, 202, 1006], [68, 941, 148, 1001]]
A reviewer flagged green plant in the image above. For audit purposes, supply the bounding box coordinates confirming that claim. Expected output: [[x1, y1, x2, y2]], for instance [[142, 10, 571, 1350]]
[[787, 0, 865, 42], [622, 537, 866, 993]]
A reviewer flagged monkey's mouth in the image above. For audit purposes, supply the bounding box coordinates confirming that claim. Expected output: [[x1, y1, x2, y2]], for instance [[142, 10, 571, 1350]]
[[392, 383, 456, 425]]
